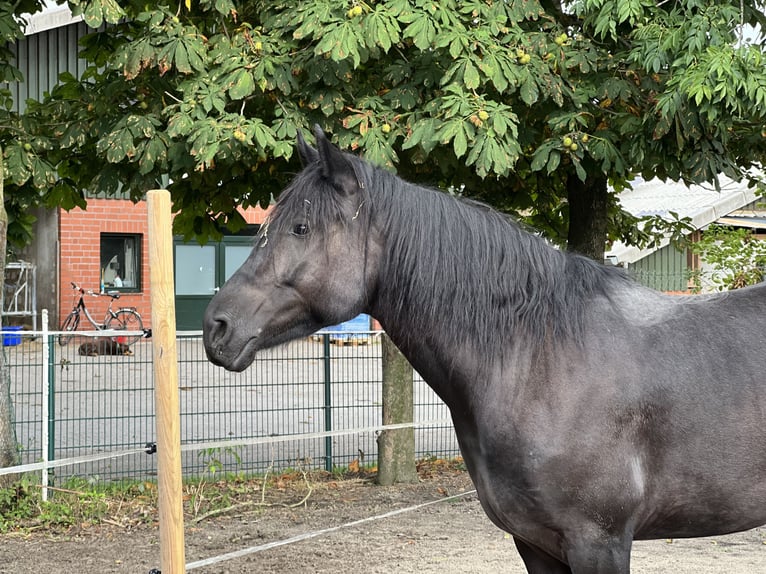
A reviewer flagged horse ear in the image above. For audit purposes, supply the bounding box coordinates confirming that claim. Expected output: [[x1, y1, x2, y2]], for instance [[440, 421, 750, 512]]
[[313, 124, 362, 195], [296, 130, 318, 166]]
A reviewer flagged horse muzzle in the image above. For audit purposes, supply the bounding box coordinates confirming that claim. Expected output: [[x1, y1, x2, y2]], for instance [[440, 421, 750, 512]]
[[202, 308, 261, 372]]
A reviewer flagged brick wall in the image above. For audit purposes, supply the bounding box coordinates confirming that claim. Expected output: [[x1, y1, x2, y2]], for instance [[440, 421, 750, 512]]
[[58, 198, 267, 330], [59, 199, 151, 330]]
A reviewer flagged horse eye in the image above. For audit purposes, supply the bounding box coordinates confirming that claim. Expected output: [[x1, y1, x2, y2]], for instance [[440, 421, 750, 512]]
[[292, 223, 309, 236]]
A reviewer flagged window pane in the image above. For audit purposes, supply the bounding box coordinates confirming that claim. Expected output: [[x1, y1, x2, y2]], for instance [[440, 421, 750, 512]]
[[175, 245, 216, 296], [224, 245, 253, 281], [100, 234, 141, 290]]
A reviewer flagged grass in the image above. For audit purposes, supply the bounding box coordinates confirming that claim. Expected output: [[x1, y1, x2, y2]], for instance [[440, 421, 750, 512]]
[[0, 476, 158, 533], [0, 457, 466, 534]]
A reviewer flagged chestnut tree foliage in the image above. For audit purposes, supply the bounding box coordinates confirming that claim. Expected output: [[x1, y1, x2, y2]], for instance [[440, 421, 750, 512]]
[[4, 0, 766, 257]]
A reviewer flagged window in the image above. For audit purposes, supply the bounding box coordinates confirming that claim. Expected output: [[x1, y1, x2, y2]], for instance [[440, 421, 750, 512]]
[[100, 234, 141, 291]]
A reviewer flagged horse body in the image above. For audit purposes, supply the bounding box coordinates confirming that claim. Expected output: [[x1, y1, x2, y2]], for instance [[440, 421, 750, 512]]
[[377, 271, 766, 567], [203, 127, 766, 573]]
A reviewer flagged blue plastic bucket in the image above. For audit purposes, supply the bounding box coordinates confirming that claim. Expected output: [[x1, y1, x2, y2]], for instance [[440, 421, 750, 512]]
[[2, 326, 23, 346]]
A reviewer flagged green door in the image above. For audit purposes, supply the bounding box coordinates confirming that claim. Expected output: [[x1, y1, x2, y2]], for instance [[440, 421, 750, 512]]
[[174, 237, 255, 331]]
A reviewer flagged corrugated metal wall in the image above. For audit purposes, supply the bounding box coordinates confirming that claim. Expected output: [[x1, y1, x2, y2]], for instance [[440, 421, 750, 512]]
[[628, 244, 690, 292], [7, 21, 93, 324], [9, 20, 90, 113]]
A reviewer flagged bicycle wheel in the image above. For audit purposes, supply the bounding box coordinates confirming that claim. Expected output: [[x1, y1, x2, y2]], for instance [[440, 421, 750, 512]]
[[58, 311, 80, 346], [105, 309, 145, 346]]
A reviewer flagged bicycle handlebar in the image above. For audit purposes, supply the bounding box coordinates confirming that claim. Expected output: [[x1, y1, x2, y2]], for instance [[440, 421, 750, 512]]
[[70, 281, 120, 299]]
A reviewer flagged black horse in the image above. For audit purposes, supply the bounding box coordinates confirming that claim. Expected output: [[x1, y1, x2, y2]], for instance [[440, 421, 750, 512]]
[[203, 126, 766, 573]]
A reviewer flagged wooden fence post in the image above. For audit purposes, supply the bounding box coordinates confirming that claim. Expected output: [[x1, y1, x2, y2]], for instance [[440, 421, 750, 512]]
[[147, 190, 186, 573]]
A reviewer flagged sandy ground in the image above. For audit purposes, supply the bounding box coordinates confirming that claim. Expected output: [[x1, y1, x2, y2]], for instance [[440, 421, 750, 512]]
[[2, 470, 765, 573]]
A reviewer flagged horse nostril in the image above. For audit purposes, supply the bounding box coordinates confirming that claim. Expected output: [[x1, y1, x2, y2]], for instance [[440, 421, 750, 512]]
[[204, 314, 230, 346], [212, 317, 228, 341]]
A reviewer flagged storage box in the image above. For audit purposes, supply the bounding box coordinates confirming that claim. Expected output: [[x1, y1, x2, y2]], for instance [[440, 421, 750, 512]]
[[2, 326, 23, 347]]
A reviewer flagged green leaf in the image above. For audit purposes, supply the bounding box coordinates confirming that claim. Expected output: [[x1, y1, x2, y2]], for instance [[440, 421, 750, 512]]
[[229, 68, 255, 100], [167, 113, 195, 137], [367, 8, 400, 52], [491, 113, 508, 137], [83, 2, 104, 28], [181, 34, 207, 72], [530, 145, 550, 172], [315, 21, 365, 67], [174, 41, 191, 73], [251, 121, 276, 150], [572, 156, 587, 182], [402, 11, 437, 51], [4, 143, 32, 186], [546, 150, 561, 174], [200, 86, 227, 114], [463, 59, 480, 90], [519, 75, 539, 106], [140, 137, 167, 175], [212, 0, 236, 17], [97, 127, 137, 163], [46, 179, 86, 210], [124, 38, 154, 80], [402, 119, 438, 153], [31, 157, 57, 189], [453, 124, 468, 158], [82, 0, 126, 28], [126, 114, 159, 139]]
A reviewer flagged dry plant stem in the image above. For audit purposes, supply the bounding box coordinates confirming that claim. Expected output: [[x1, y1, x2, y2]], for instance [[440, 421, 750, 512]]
[[187, 480, 206, 518], [191, 469, 313, 524], [31, 484, 89, 496], [261, 462, 271, 506]]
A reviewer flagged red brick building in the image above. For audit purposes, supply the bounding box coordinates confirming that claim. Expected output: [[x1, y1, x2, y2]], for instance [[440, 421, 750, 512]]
[[57, 198, 267, 331]]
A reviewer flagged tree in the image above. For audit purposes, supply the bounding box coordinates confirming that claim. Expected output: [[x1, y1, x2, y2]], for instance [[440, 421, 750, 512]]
[[0, 0, 49, 483], [0, 146, 19, 482], [377, 334, 417, 485], [4, 0, 766, 478], [8, 0, 766, 258], [689, 224, 766, 291]]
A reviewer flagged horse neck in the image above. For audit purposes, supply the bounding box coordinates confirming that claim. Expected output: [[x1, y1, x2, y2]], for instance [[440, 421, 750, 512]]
[[365, 180, 571, 399]]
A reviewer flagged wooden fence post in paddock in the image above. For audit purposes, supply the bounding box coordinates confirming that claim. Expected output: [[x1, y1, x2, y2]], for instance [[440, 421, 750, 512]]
[[147, 189, 186, 573]]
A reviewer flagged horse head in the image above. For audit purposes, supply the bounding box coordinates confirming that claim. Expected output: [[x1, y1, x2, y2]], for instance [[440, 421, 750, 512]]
[[202, 126, 380, 371]]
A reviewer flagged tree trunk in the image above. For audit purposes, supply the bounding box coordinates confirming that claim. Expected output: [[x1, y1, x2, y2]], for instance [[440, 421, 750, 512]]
[[377, 333, 418, 485], [566, 173, 609, 261], [0, 146, 20, 485]]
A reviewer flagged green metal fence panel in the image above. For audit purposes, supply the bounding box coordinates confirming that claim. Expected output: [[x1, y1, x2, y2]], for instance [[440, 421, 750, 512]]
[[6, 330, 459, 483], [46, 335, 157, 480], [176, 334, 331, 477], [4, 337, 45, 466], [628, 244, 690, 291]]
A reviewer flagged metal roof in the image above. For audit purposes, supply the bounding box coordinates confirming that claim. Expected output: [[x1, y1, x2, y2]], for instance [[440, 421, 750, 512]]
[[21, 2, 81, 36], [606, 175, 761, 264], [716, 215, 766, 230]]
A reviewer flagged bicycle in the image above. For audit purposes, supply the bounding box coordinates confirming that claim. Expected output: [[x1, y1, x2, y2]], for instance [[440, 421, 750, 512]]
[[58, 282, 145, 346]]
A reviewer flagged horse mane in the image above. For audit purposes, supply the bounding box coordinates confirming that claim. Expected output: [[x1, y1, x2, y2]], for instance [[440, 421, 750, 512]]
[[269, 149, 631, 355], [356, 158, 630, 354]]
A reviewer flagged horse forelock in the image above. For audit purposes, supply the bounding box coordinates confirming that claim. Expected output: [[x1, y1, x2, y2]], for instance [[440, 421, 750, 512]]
[[267, 158, 374, 236]]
